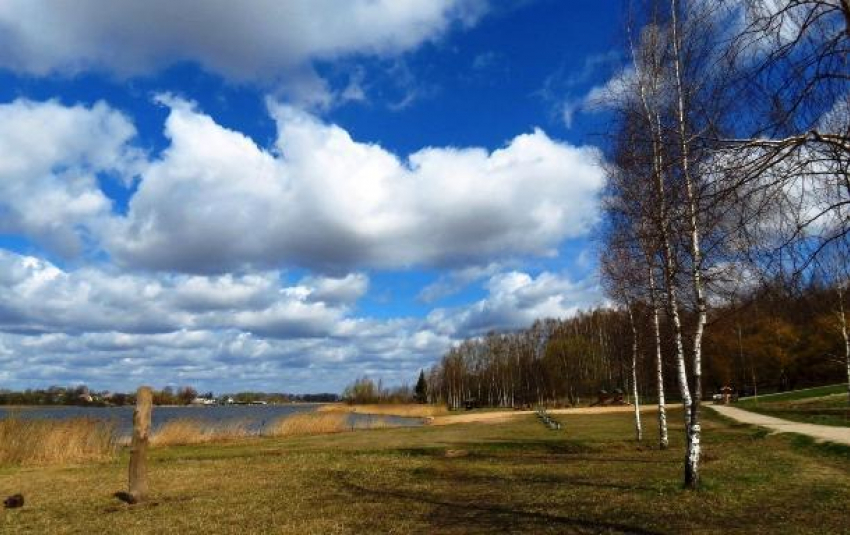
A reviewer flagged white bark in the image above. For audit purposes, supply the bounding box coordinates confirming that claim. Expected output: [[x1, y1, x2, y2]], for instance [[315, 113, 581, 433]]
[[837, 284, 850, 405], [649, 265, 669, 449], [671, 0, 705, 488], [628, 306, 643, 442], [630, 22, 693, 433]]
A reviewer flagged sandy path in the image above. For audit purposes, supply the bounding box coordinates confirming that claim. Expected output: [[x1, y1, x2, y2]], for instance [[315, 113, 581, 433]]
[[429, 405, 649, 426], [709, 404, 850, 446]]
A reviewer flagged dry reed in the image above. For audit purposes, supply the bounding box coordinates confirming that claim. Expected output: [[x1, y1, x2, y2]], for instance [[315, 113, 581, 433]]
[[266, 412, 349, 437], [319, 403, 447, 418], [0, 416, 117, 466], [150, 419, 252, 446]]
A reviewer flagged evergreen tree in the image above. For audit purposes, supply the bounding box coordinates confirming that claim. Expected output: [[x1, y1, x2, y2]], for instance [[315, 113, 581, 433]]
[[414, 370, 427, 404]]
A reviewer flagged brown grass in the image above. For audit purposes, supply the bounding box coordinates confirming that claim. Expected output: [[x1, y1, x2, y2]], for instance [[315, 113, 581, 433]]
[[319, 403, 448, 418], [266, 412, 350, 437], [153, 412, 405, 446], [150, 419, 252, 447], [0, 416, 117, 465]]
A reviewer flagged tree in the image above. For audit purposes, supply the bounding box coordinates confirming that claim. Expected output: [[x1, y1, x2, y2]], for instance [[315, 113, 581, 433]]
[[414, 370, 428, 404], [177, 386, 198, 405]]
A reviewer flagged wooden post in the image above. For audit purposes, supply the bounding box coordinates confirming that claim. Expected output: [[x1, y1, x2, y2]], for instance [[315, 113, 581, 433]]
[[128, 386, 152, 503]]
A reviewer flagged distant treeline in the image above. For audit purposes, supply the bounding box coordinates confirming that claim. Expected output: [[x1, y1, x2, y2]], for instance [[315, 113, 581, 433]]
[[341, 375, 426, 405], [424, 279, 849, 409], [0, 385, 339, 406]]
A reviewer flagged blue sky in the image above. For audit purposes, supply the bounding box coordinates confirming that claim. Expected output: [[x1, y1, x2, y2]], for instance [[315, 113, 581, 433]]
[[0, 0, 623, 393]]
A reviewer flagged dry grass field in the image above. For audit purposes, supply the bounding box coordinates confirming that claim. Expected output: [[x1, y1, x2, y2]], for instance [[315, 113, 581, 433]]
[[1, 409, 848, 534]]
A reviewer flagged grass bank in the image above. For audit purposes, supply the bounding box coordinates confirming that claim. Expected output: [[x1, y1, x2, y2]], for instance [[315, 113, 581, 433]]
[[738, 384, 849, 427], [1, 409, 848, 533]]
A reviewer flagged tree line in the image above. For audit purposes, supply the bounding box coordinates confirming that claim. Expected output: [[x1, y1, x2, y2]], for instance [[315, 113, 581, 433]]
[[0, 385, 340, 406], [426, 278, 847, 410]]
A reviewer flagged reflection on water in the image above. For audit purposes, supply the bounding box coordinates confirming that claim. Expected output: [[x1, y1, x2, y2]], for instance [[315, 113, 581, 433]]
[[0, 405, 423, 437]]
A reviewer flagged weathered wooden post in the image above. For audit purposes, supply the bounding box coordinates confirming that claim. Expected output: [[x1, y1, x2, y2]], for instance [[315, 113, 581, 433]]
[[128, 386, 152, 503]]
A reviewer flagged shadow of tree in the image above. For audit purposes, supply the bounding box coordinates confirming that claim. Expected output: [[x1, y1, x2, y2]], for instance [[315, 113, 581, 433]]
[[338, 477, 665, 535], [407, 466, 662, 493]]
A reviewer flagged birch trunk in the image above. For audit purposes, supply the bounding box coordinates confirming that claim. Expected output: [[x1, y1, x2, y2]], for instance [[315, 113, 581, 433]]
[[837, 285, 850, 405], [648, 265, 669, 449], [630, 25, 693, 434], [671, 0, 705, 489], [628, 306, 643, 442]]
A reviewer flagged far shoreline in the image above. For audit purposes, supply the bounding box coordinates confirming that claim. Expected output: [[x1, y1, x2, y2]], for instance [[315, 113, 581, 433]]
[[0, 402, 329, 410]]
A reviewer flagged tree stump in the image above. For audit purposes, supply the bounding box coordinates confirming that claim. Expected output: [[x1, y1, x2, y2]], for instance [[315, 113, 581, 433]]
[[128, 386, 152, 503]]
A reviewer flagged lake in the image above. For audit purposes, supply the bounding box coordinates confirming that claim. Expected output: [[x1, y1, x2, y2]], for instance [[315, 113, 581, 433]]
[[0, 404, 424, 436]]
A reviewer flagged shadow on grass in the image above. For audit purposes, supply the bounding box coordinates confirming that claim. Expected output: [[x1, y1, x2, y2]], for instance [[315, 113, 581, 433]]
[[396, 440, 678, 466], [409, 465, 661, 492], [338, 476, 664, 535]]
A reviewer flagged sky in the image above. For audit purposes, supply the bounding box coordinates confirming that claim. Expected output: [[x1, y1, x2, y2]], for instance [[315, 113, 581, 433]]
[[0, 0, 625, 394]]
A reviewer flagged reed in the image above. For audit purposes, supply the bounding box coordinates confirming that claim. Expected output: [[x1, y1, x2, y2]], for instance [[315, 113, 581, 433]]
[[319, 403, 447, 418], [266, 412, 349, 437], [150, 419, 252, 446], [0, 416, 117, 465]]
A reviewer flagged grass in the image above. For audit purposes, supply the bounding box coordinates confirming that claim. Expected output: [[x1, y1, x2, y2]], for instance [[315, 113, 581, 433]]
[[740, 384, 847, 403], [738, 384, 849, 427], [1, 409, 848, 534], [0, 417, 117, 466], [319, 403, 449, 418]]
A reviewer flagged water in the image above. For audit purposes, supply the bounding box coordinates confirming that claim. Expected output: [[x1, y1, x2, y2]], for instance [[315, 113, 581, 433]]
[[0, 404, 424, 436]]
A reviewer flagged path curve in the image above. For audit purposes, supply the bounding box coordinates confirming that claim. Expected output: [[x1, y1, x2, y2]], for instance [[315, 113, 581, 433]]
[[709, 404, 850, 446]]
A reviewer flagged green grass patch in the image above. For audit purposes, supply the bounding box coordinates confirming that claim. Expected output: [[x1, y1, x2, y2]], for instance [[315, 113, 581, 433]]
[[740, 384, 847, 404], [738, 385, 850, 427]]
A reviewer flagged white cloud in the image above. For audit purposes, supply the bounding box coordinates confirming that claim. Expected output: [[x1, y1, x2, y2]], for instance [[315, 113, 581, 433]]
[[0, 0, 487, 106], [0, 249, 358, 338], [0, 247, 603, 391], [0, 99, 141, 257], [0, 97, 604, 272], [427, 270, 601, 337], [107, 98, 604, 273], [0, 94, 609, 392]]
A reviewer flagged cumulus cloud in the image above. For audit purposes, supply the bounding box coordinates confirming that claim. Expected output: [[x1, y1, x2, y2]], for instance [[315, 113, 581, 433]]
[[0, 97, 604, 273], [0, 249, 360, 338], [0, 95, 608, 391], [0, 0, 487, 106], [0, 99, 141, 257], [0, 247, 600, 391], [107, 97, 604, 273], [427, 270, 601, 337]]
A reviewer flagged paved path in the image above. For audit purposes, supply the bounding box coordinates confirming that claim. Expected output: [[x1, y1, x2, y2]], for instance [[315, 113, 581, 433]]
[[709, 404, 850, 446]]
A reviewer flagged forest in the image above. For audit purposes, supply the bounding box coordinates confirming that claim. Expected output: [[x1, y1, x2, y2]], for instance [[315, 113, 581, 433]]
[[426, 279, 848, 409], [427, 0, 849, 489]]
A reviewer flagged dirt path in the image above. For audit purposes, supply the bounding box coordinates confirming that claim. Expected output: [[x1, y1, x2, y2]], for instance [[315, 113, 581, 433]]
[[709, 404, 850, 446], [429, 405, 648, 426]]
